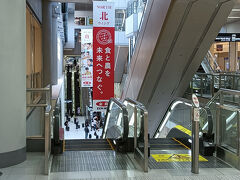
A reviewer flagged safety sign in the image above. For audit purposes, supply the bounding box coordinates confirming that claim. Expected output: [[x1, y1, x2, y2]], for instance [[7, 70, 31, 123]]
[[151, 154, 208, 162]]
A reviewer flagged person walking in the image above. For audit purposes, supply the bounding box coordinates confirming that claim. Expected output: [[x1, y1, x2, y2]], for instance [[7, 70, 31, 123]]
[[84, 126, 89, 139]]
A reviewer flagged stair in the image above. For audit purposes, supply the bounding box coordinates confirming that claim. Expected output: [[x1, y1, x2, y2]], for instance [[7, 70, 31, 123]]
[[65, 139, 113, 151]]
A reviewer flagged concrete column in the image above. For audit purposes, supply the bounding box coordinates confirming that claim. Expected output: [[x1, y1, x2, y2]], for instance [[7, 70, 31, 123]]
[[52, 12, 58, 85], [229, 42, 237, 72], [42, 0, 53, 87], [0, 0, 26, 168]]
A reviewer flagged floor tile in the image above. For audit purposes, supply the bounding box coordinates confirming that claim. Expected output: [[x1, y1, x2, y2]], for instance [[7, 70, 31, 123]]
[[216, 168, 240, 175], [35, 175, 50, 180], [65, 171, 91, 179], [6, 175, 36, 180]]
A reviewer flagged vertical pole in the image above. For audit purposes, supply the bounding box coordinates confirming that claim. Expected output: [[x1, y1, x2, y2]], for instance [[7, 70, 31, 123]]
[[200, 75, 203, 97], [134, 106, 137, 150], [144, 111, 148, 172], [211, 74, 214, 97], [44, 111, 50, 175], [191, 107, 199, 174]]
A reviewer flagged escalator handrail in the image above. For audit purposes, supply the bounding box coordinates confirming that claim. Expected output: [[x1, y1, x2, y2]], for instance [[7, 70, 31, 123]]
[[102, 98, 129, 141], [153, 97, 212, 138]]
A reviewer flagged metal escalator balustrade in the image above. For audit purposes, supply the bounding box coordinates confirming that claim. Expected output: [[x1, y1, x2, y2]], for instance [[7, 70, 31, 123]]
[[203, 88, 240, 170], [102, 98, 129, 152], [153, 97, 215, 156], [123, 98, 149, 172]]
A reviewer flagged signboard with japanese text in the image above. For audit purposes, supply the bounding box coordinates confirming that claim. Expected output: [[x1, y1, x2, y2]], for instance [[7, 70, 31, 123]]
[[93, 1, 115, 112], [93, 1, 115, 27], [81, 29, 93, 87]]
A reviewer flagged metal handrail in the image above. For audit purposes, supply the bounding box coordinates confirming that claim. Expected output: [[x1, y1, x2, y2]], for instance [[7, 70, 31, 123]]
[[26, 85, 52, 175], [102, 98, 129, 142]]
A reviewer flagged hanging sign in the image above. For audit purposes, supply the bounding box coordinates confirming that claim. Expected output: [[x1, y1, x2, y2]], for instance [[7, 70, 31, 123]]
[[81, 29, 93, 87], [93, 1, 115, 112]]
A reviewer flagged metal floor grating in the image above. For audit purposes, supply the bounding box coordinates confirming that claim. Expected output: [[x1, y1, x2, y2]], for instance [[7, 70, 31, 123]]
[[51, 151, 136, 172], [149, 150, 231, 169]]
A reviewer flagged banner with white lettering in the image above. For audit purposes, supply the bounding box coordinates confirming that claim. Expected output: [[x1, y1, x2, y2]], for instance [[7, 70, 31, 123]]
[[93, 1, 115, 112], [81, 29, 93, 87]]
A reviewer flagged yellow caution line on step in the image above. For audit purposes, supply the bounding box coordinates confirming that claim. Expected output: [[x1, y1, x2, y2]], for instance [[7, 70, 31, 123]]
[[106, 138, 115, 151], [172, 138, 190, 150], [175, 125, 191, 136]]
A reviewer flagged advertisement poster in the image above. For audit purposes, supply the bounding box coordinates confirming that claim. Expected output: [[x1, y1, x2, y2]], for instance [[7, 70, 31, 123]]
[[81, 29, 93, 87], [93, 1, 115, 112]]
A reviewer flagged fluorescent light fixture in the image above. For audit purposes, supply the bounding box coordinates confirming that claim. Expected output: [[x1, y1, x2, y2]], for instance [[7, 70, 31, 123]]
[[232, 9, 240, 12], [228, 17, 240, 19]]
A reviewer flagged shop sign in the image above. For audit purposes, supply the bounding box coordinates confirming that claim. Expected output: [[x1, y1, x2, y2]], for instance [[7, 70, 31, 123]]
[[93, 1, 115, 112], [215, 33, 240, 42]]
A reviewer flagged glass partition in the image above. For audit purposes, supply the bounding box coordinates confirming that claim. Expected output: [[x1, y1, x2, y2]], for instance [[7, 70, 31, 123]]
[[219, 106, 238, 153], [102, 98, 128, 140], [188, 73, 240, 99]]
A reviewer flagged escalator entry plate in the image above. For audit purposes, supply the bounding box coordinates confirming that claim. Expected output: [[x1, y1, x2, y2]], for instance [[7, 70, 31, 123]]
[[151, 154, 208, 162]]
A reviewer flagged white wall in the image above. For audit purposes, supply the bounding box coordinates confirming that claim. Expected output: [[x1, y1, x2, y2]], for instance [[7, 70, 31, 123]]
[[115, 31, 128, 45], [220, 21, 240, 33], [107, 0, 127, 9], [0, 0, 26, 153]]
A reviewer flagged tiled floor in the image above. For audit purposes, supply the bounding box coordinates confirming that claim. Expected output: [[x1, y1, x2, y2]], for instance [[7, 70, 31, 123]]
[[1, 153, 240, 180]]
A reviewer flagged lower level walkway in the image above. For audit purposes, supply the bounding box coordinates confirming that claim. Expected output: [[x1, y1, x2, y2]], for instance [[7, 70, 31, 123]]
[[1, 153, 240, 180]]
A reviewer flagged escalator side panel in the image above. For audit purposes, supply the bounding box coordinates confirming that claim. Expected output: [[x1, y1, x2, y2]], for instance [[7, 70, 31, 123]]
[[137, 0, 234, 137]]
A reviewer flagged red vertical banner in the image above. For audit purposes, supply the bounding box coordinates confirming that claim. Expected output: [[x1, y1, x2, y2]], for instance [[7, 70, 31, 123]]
[[93, 1, 115, 112]]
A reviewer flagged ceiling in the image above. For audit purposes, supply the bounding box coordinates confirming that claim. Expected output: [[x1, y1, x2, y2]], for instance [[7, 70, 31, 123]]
[[227, 0, 240, 24]]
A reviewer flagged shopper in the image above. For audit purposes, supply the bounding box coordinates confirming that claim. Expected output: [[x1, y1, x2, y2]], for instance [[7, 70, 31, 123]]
[[84, 126, 89, 139]]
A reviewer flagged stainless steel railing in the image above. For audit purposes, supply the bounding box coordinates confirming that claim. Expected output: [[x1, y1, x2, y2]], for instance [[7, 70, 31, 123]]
[[26, 85, 52, 175]]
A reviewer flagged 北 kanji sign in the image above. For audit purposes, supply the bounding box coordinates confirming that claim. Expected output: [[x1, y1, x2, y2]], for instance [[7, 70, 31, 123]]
[[93, 1, 115, 112]]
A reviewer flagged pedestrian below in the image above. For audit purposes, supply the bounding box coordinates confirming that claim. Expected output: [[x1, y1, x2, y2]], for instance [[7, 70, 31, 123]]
[[76, 118, 80, 129], [84, 125, 89, 139]]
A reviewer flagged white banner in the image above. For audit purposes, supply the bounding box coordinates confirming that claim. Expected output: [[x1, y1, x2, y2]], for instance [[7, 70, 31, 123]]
[[93, 1, 115, 27], [81, 29, 93, 87]]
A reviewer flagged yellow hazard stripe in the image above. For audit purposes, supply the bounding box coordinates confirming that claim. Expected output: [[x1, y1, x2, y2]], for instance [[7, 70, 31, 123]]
[[106, 138, 115, 151], [172, 137, 190, 150], [175, 125, 191, 136], [151, 153, 208, 162]]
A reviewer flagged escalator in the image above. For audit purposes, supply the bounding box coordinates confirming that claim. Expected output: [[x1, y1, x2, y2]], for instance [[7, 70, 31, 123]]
[[121, 0, 234, 137], [103, 89, 240, 171]]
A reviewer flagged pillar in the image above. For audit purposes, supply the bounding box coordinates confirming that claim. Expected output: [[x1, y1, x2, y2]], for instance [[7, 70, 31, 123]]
[[229, 42, 237, 72], [0, 0, 26, 168]]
